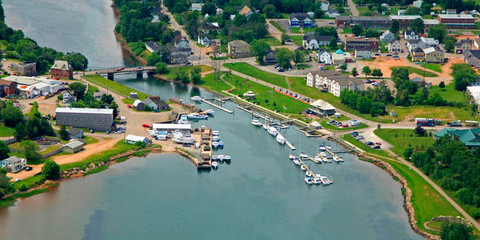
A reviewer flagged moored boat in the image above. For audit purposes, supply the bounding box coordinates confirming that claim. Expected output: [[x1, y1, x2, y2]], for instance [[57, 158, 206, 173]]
[[276, 134, 286, 144], [218, 141, 224, 148], [212, 141, 220, 148], [251, 119, 262, 126], [319, 145, 326, 151], [211, 161, 219, 169], [212, 130, 220, 136], [321, 176, 333, 185], [267, 126, 278, 136], [289, 154, 296, 160], [187, 113, 208, 120], [204, 109, 214, 116], [293, 159, 301, 166], [304, 177, 314, 185], [217, 155, 225, 161], [224, 155, 231, 161], [306, 171, 312, 177], [299, 153, 308, 158], [191, 96, 202, 102], [300, 164, 307, 171]]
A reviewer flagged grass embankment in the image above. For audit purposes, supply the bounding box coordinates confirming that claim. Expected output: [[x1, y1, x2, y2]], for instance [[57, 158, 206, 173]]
[[223, 62, 289, 88], [289, 35, 303, 46], [421, 63, 443, 73], [374, 129, 435, 156], [320, 121, 368, 131], [263, 36, 282, 46], [82, 74, 150, 104], [390, 66, 439, 77], [199, 72, 232, 92], [429, 83, 470, 103], [269, 21, 286, 33], [160, 65, 214, 80], [0, 125, 15, 137], [341, 133, 461, 234]]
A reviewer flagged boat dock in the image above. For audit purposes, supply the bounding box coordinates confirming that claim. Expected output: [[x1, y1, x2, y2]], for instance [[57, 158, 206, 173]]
[[298, 157, 316, 177], [285, 138, 296, 150], [237, 106, 273, 122], [300, 154, 320, 164], [200, 98, 233, 114], [326, 148, 344, 162]]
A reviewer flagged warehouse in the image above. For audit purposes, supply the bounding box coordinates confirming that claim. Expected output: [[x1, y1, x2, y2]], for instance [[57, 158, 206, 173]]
[[56, 108, 114, 132]]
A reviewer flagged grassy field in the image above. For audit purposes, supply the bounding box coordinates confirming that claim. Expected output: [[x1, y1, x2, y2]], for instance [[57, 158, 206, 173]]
[[428, 83, 469, 103], [223, 73, 309, 114], [421, 63, 443, 73], [390, 66, 439, 77], [374, 129, 435, 156], [263, 36, 282, 46], [389, 105, 476, 122], [320, 121, 368, 131], [199, 72, 232, 92], [0, 125, 15, 137], [269, 21, 286, 33], [289, 35, 303, 46], [223, 62, 289, 88], [82, 74, 150, 103], [161, 65, 214, 80]]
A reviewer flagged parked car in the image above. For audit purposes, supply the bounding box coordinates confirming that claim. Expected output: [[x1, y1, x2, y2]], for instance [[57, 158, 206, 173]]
[[25, 166, 32, 171], [115, 67, 124, 72], [127, 104, 132, 108], [366, 141, 374, 145], [142, 124, 151, 128], [363, 79, 371, 83], [376, 142, 382, 145], [386, 54, 392, 57], [373, 145, 381, 149]]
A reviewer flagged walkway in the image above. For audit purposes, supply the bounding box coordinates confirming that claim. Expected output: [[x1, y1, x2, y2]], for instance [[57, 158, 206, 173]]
[[347, 0, 359, 16]]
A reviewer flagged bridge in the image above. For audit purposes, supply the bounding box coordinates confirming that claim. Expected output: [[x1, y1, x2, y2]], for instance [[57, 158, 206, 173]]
[[85, 66, 157, 80]]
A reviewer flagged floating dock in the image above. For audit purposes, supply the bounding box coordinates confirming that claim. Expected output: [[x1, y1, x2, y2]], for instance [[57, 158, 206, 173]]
[[200, 98, 233, 114], [300, 154, 319, 164], [298, 157, 316, 177], [326, 148, 344, 162]]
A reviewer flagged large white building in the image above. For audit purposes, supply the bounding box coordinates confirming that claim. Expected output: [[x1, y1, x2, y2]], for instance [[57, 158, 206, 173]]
[[306, 71, 364, 97], [56, 108, 114, 132], [2, 75, 64, 98]]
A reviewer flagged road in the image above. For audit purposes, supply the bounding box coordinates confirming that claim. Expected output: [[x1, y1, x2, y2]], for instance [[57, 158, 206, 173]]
[[347, 0, 359, 16]]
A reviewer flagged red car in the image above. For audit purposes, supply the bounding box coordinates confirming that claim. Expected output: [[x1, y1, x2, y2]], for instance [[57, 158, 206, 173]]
[[127, 104, 132, 108], [115, 67, 125, 72], [142, 124, 151, 128], [376, 142, 382, 145]]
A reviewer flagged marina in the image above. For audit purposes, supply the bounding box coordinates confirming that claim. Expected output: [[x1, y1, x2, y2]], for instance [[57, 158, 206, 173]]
[[199, 97, 233, 114]]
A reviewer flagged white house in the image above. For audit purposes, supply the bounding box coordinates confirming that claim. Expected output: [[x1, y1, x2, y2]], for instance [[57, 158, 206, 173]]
[[420, 37, 439, 46], [0, 156, 26, 173], [303, 33, 333, 50], [355, 50, 373, 60], [125, 135, 150, 145], [320, 0, 330, 11], [380, 30, 395, 43], [326, 9, 340, 18], [413, 0, 423, 8], [331, 49, 353, 65], [191, 3, 203, 11], [404, 30, 419, 40], [388, 40, 402, 53], [306, 71, 364, 97], [197, 35, 214, 47], [318, 49, 332, 65]]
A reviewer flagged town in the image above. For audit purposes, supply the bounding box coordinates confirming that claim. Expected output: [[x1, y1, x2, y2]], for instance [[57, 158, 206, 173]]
[[1, 0, 480, 239]]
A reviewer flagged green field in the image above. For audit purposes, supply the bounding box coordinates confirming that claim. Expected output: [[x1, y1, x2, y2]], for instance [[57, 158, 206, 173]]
[[199, 72, 232, 92], [223, 62, 289, 88], [389, 105, 476, 122], [390, 66, 439, 77], [263, 36, 282, 46], [374, 129, 435, 156], [269, 21, 286, 33], [421, 63, 443, 73], [289, 35, 303, 46], [82, 74, 150, 103], [223, 73, 310, 114], [0, 125, 15, 137], [161, 65, 214, 80], [428, 83, 469, 103]]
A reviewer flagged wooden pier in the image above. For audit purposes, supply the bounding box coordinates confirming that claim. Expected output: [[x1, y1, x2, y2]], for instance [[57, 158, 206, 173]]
[[200, 98, 233, 114], [300, 154, 320, 164], [326, 148, 344, 162], [298, 157, 316, 177]]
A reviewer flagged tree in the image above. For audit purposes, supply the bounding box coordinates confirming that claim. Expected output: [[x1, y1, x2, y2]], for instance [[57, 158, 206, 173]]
[[428, 24, 447, 43], [444, 36, 456, 53], [155, 62, 168, 74], [22, 141, 40, 163], [275, 48, 293, 69], [329, 37, 337, 49], [281, 33, 290, 45], [441, 222, 474, 240], [190, 66, 201, 84], [404, 6, 422, 15], [263, 4, 277, 18], [452, 63, 477, 91], [250, 39, 270, 63], [146, 53, 162, 66], [1, 106, 24, 128], [362, 66, 371, 76], [439, 81, 445, 88], [410, 18, 425, 34], [314, 26, 338, 38], [201, 2, 216, 15], [42, 160, 60, 180], [15, 122, 27, 140], [340, 63, 347, 72], [65, 52, 88, 70], [390, 20, 399, 35], [352, 25, 364, 36], [293, 50, 306, 67], [0, 141, 10, 160], [372, 69, 383, 78], [69, 82, 86, 100], [59, 125, 70, 141], [404, 147, 413, 160], [173, 68, 190, 83], [351, 67, 358, 77], [414, 125, 426, 136]]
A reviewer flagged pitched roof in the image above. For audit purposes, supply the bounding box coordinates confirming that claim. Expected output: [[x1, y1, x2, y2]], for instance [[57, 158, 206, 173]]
[[228, 40, 249, 47], [68, 128, 83, 136], [64, 139, 84, 149], [434, 128, 480, 147], [51, 60, 73, 71], [289, 13, 310, 21], [405, 30, 417, 35], [145, 41, 161, 52], [456, 38, 472, 47], [239, 5, 252, 15], [1, 156, 25, 164]]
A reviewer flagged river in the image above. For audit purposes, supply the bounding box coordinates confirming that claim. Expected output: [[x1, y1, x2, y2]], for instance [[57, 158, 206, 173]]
[[0, 1, 424, 239]]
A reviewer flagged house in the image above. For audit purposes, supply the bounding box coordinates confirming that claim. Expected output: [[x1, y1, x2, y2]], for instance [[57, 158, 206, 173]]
[[239, 5, 252, 17], [379, 30, 395, 43], [424, 46, 444, 63], [320, 0, 329, 11], [227, 40, 250, 58], [303, 33, 333, 50], [412, 47, 425, 61], [404, 30, 419, 40], [446, 9, 457, 14], [310, 99, 336, 116], [198, 35, 214, 47], [409, 75, 426, 87], [171, 37, 192, 64], [388, 40, 402, 53], [63, 139, 85, 153], [145, 41, 161, 53], [355, 50, 373, 60], [433, 128, 480, 150], [51, 60, 73, 79], [0, 156, 26, 173], [133, 99, 145, 111], [318, 49, 332, 65], [455, 38, 472, 54], [56, 107, 114, 132], [143, 96, 169, 111], [420, 37, 439, 46], [331, 49, 353, 65], [0, 79, 17, 97], [295, 47, 311, 62], [12, 62, 36, 76], [345, 37, 379, 51], [68, 128, 84, 139], [263, 50, 277, 65], [407, 39, 421, 52], [413, 0, 423, 8], [191, 3, 203, 11], [125, 135, 151, 145], [327, 9, 340, 18], [289, 13, 315, 28], [437, 14, 475, 29], [306, 70, 364, 97], [467, 85, 480, 105], [203, 22, 221, 34], [464, 49, 480, 68], [63, 90, 76, 104]]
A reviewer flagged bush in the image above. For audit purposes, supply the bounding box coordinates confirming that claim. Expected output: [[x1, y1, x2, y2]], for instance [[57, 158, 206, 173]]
[[135, 141, 146, 148], [42, 160, 60, 180]]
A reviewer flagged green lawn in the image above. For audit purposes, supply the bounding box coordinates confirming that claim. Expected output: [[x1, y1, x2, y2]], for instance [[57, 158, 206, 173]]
[[82, 74, 150, 102], [320, 121, 368, 131], [223, 73, 309, 114], [269, 21, 286, 33], [428, 83, 469, 104], [161, 65, 214, 80], [342, 28, 353, 34], [389, 105, 477, 122], [263, 36, 282, 46], [374, 129, 435, 156], [198, 72, 232, 92], [289, 35, 303, 46], [0, 125, 15, 137], [421, 63, 443, 73], [390, 66, 439, 77], [291, 27, 302, 34], [223, 62, 289, 88]]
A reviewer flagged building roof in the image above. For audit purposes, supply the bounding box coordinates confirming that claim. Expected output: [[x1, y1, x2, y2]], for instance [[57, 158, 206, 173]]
[[423, 46, 438, 54], [289, 13, 311, 21], [228, 40, 249, 47], [467, 85, 480, 105], [434, 128, 480, 147], [0, 79, 15, 86], [64, 139, 85, 149], [56, 107, 114, 115], [68, 128, 83, 136], [389, 15, 422, 20], [423, 19, 440, 25], [328, 9, 339, 14], [133, 99, 143, 107], [311, 99, 336, 110], [405, 30, 417, 35], [152, 123, 192, 130], [145, 41, 161, 52], [346, 37, 379, 42], [239, 5, 252, 15], [308, 70, 364, 86], [125, 135, 148, 142], [2, 76, 40, 85], [456, 38, 472, 47], [51, 60, 73, 71], [336, 16, 388, 21], [465, 49, 480, 59], [438, 14, 474, 19], [1, 156, 25, 164], [413, 47, 424, 53], [145, 96, 167, 107]]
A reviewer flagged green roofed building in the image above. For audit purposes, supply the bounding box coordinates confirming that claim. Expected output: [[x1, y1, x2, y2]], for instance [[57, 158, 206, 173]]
[[433, 128, 480, 149]]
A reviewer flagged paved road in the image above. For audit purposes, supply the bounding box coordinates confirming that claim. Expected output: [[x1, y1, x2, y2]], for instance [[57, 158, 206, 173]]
[[347, 0, 359, 16]]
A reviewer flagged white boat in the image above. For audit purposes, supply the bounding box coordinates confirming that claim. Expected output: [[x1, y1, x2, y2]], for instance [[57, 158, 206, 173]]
[[319, 152, 327, 157], [321, 176, 333, 185], [314, 156, 323, 163], [322, 157, 332, 163], [172, 130, 194, 144], [204, 109, 214, 116], [306, 171, 312, 177], [177, 115, 189, 124], [262, 124, 268, 130], [212, 141, 220, 148], [212, 130, 220, 136], [293, 159, 301, 166], [251, 119, 262, 126], [299, 153, 308, 158], [289, 154, 296, 160], [333, 156, 341, 163], [300, 164, 307, 171], [312, 178, 322, 185], [326, 146, 332, 150], [187, 113, 208, 120], [212, 155, 218, 160], [304, 177, 314, 185], [211, 161, 219, 169], [217, 155, 225, 161], [267, 126, 278, 136], [212, 136, 220, 142], [224, 155, 231, 161], [319, 146, 326, 151], [276, 134, 286, 145], [191, 96, 202, 102]]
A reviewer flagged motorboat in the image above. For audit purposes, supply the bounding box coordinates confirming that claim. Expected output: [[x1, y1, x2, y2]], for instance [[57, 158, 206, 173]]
[[314, 156, 323, 163], [191, 96, 202, 102], [262, 124, 268, 130], [326, 146, 332, 150], [299, 153, 308, 158], [177, 115, 189, 124], [312, 178, 322, 185], [321, 176, 333, 185], [306, 171, 312, 177], [204, 109, 214, 116], [211, 161, 219, 169], [322, 157, 332, 163], [218, 141, 224, 148], [319, 145, 326, 151], [212, 155, 218, 160], [224, 155, 231, 161], [212, 136, 220, 142], [251, 119, 262, 126], [333, 156, 341, 163], [276, 134, 286, 145], [289, 154, 296, 160], [267, 126, 278, 136], [319, 152, 327, 157], [187, 113, 208, 120], [304, 177, 314, 185], [300, 164, 307, 171], [217, 155, 225, 161], [212, 130, 220, 136], [293, 159, 301, 166], [212, 141, 220, 148]]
